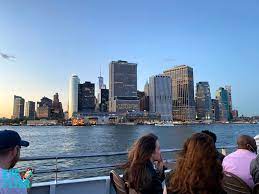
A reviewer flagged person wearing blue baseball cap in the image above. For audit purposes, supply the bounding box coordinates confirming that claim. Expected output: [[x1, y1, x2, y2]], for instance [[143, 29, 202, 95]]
[[0, 130, 32, 194]]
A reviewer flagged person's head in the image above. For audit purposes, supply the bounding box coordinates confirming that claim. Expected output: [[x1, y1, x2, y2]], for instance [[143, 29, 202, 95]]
[[168, 133, 224, 194], [127, 133, 160, 164], [0, 130, 29, 169], [201, 130, 217, 144], [237, 135, 257, 154], [125, 133, 160, 190]]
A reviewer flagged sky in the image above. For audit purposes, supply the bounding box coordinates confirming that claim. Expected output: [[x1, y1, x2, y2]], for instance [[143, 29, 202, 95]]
[[0, 0, 259, 118]]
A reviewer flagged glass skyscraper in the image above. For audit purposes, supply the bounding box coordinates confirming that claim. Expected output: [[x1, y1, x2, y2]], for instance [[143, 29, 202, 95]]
[[163, 65, 195, 121], [195, 82, 212, 120]]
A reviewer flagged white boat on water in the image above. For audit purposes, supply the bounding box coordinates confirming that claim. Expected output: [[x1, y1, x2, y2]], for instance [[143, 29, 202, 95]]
[[155, 122, 174, 127]]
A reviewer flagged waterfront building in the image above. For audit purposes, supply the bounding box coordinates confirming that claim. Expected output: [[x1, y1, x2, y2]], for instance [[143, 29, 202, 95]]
[[163, 65, 195, 121], [78, 81, 96, 113], [216, 87, 230, 122], [52, 93, 64, 120], [149, 75, 172, 121], [109, 97, 139, 113], [64, 111, 69, 120], [12, 95, 25, 119], [226, 85, 233, 119], [99, 88, 109, 112], [25, 101, 35, 120], [109, 60, 139, 112], [97, 70, 107, 104], [195, 82, 212, 120], [138, 91, 149, 112], [211, 99, 220, 121], [125, 111, 161, 123], [232, 109, 239, 119], [144, 81, 149, 96], [37, 97, 52, 119], [68, 75, 80, 118]]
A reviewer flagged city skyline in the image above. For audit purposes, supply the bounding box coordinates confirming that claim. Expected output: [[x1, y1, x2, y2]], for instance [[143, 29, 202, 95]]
[[1, 0, 259, 117]]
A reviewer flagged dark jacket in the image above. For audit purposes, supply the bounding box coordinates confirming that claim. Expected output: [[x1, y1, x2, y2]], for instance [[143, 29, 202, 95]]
[[250, 154, 259, 184], [123, 160, 165, 194], [216, 151, 225, 164]]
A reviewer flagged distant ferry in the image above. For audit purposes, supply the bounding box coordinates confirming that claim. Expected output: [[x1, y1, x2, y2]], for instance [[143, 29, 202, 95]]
[[155, 122, 174, 127]]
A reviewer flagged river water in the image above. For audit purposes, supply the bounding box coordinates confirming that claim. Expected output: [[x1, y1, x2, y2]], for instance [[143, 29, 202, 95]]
[[1, 124, 259, 182]]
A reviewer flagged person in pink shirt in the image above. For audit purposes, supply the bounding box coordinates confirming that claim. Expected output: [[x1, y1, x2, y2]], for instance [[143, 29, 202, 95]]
[[222, 135, 257, 188]]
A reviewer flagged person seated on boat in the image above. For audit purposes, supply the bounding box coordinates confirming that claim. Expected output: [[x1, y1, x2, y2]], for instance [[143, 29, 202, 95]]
[[0, 130, 32, 194], [222, 135, 257, 188], [250, 154, 259, 184], [250, 134, 259, 184], [164, 133, 226, 194], [201, 130, 225, 163], [123, 133, 165, 194]]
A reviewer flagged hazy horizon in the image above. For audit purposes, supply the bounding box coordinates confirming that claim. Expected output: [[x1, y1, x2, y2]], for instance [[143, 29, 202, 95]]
[[1, 0, 259, 118]]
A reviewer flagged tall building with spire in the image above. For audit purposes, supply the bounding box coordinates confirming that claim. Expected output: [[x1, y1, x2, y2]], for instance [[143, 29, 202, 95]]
[[97, 67, 106, 104]]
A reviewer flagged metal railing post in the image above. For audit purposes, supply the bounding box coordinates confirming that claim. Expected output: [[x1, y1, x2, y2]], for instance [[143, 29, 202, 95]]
[[55, 157, 58, 183]]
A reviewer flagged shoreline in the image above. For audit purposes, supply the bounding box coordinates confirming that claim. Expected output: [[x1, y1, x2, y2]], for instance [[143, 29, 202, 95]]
[[0, 121, 258, 127]]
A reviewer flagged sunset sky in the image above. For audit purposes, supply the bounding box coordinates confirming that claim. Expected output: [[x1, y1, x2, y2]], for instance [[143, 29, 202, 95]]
[[1, 0, 259, 118]]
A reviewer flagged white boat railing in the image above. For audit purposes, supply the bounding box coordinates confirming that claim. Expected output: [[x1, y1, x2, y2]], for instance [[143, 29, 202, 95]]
[[19, 145, 236, 182], [17, 145, 237, 194]]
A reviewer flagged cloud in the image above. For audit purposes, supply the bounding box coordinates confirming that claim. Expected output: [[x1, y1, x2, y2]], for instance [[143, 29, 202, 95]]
[[0, 52, 16, 61]]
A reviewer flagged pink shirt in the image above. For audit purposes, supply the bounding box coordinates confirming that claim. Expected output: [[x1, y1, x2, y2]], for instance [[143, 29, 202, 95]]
[[222, 149, 256, 188]]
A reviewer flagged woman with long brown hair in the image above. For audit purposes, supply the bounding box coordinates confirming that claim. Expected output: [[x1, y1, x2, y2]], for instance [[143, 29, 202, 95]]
[[164, 133, 226, 194], [123, 133, 165, 194]]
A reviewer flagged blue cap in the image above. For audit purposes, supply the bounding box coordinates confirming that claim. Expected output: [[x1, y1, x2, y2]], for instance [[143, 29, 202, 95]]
[[0, 130, 29, 150]]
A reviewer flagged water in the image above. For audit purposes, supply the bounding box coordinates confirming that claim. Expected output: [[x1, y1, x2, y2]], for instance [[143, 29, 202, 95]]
[[0, 124, 259, 182]]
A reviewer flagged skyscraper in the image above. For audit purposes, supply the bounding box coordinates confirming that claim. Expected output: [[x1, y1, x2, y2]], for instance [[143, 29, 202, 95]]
[[78, 81, 96, 113], [97, 70, 106, 104], [195, 82, 212, 120], [25, 101, 35, 120], [12, 95, 25, 119], [137, 90, 149, 112], [37, 97, 52, 119], [225, 85, 233, 119], [211, 99, 220, 121], [144, 81, 149, 96], [99, 88, 109, 112], [109, 60, 139, 113], [149, 75, 172, 121], [163, 65, 195, 121], [68, 75, 80, 118], [52, 93, 64, 120], [216, 87, 230, 122]]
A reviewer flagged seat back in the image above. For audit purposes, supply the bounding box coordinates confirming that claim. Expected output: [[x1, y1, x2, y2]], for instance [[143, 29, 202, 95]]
[[110, 170, 128, 194], [223, 171, 252, 194], [253, 183, 259, 194]]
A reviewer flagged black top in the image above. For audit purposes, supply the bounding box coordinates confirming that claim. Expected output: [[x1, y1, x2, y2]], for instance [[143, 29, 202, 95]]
[[216, 151, 225, 164], [250, 154, 259, 184], [123, 160, 165, 194]]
